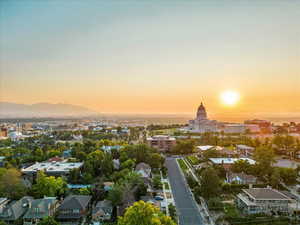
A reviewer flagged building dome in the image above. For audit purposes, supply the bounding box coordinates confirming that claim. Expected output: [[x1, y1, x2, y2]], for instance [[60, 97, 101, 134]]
[[196, 102, 207, 120]]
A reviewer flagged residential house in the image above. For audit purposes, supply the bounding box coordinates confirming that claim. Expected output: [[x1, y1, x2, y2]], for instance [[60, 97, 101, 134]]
[[0, 196, 33, 223], [236, 188, 291, 214], [23, 197, 58, 225], [236, 145, 255, 157], [209, 158, 256, 170], [92, 200, 113, 222], [135, 163, 151, 178], [57, 195, 92, 225], [22, 161, 83, 178], [226, 172, 257, 184]]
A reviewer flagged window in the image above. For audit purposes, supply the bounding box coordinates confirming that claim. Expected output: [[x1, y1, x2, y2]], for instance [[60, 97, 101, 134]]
[[73, 209, 80, 213]]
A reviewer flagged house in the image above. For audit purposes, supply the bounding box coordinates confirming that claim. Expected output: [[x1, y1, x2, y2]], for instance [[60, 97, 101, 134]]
[[218, 148, 239, 158], [23, 197, 58, 225], [209, 158, 256, 170], [226, 172, 257, 184], [57, 195, 92, 225], [236, 145, 255, 157], [135, 163, 151, 178], [236, 188, 291, 214], [47, 156, 65, 163], [0, 196, 33, 223], [92, 200, 113, 222], [196, 145, 215, 152], [22, 161, 83, 177]]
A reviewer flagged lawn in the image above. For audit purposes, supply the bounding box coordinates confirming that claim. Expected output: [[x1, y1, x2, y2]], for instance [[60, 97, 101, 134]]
[[164, 182, 170, 190], [187, 155, 200, 165], [177, 158, 188, 171]]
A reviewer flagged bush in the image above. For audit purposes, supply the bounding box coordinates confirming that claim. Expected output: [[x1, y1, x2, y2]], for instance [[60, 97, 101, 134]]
[[207, 197, 223, 210]]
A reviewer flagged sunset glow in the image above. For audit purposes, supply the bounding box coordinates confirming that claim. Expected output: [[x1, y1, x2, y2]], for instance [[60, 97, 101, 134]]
[[0, 1, 299, 120], [221, 91, 240, 106]]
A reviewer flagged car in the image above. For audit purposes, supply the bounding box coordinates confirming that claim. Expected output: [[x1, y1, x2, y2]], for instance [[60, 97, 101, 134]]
[[155, 196, 164, 201]]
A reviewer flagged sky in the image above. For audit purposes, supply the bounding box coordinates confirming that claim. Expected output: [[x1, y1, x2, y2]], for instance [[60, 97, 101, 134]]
[[0, 0, 300, 119]]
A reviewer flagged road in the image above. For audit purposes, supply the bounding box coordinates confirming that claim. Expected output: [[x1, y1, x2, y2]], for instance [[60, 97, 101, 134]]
[[165, 157, 204, 225]]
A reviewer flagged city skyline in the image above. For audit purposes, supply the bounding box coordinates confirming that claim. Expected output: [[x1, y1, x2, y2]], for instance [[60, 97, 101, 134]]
[[1, 1, 299, 117]]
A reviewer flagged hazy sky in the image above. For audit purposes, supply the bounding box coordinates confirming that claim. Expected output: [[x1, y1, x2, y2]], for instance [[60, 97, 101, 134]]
[[1, 0, 299, 118]]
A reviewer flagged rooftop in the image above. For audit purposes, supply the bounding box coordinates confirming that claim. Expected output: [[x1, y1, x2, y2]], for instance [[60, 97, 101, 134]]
[[147, 135, 176, 141], [209, 158, 256, 165], [243, 188, 291, 200], [22, 162, 83, 173]]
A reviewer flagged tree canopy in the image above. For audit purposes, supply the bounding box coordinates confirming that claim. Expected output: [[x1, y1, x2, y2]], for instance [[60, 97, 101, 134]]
[[118, 201, 176, 225]]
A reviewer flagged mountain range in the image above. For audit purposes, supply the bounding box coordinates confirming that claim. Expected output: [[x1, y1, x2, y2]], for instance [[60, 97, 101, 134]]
[[0, 102, 97, 118]]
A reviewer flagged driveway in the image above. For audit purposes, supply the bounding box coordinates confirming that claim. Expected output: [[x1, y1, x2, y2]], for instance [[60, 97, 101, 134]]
[[165, 157, 204, 225]]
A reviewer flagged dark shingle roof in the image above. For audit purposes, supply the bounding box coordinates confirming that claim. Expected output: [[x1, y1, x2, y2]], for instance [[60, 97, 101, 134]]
[[0, 196, 33, 221], [243, 188, 291, 200], [23, 197, 57, 219], [58, 195, 92, 210]]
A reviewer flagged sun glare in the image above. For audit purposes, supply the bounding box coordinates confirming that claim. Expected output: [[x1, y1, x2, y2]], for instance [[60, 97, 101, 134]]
[[220, 90, 240, 106]]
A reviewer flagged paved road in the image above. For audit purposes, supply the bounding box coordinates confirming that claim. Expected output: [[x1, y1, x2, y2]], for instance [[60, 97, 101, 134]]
[[165, 157, 204, 225]]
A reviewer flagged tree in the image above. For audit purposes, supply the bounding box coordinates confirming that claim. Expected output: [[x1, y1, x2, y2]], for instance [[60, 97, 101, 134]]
[[108, 184, 124, 206], [32, 171, 66, 198], [149, 153, 165, 169], [270, 169, 281, 189], [152, 175, 163, 189], [121, 159, 136, 170], [37, 216, 60, 225], [278, 167, 297, 185], [172, 140, 195, 155], [118, 201, 176, 225], [231, 159, 252, 174], [199, 167, 221, 200], [202, 149, 220, 160], [253, 146, 276, 177], [0, 168, 27, 199], [0, 221, 7, 225], [168, 204, 177, 222]]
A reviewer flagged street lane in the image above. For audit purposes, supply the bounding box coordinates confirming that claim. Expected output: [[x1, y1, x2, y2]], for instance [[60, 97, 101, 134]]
[[165, 157, 204, 225]]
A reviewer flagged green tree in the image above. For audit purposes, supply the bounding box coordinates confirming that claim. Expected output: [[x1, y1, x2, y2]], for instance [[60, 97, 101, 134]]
[[152, 175, 162, 189], [121, 159, 136, 170], [118, 201, 176, 225], [172, 140, 195, 155], [253, 146, 276, 177], [270, 168, 281, 189], [32, 171, 66, 198], [37, 216, 60, 225], [0, 168, 27, 199], [231, 159, 252, 174], [149, 153, 165, 169], [108, 184, 124, 206], [199, 167, 221, 200]]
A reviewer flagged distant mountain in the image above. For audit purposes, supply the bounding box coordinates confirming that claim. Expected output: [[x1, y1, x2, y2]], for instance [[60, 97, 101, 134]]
[[0, 102, 97, 118]]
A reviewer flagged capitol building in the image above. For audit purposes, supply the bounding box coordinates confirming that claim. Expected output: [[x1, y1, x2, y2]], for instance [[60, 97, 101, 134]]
[[188, 103, 219, 133]]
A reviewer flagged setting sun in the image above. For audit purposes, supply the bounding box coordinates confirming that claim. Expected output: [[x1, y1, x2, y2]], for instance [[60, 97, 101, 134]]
[[220, 90, 240, 106]]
